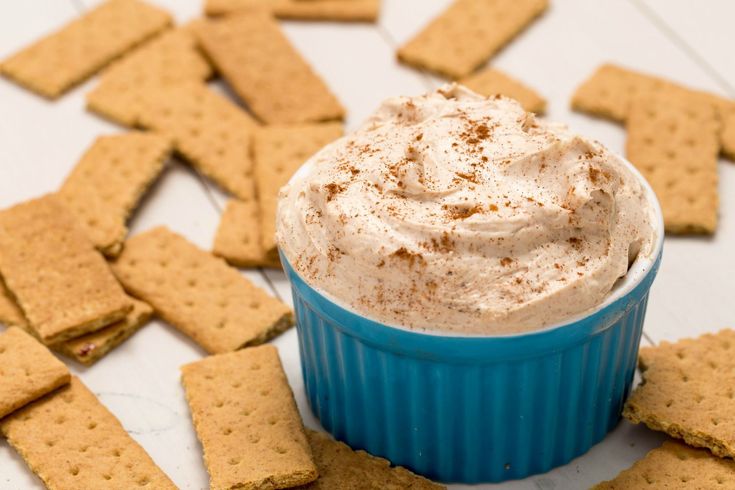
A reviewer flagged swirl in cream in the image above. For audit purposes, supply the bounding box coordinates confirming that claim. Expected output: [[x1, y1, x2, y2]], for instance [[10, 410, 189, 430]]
[[277, 85, 655, 334]]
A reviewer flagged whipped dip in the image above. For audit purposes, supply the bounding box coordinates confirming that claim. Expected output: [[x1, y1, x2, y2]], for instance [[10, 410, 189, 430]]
[[277, 85, 655, 334]]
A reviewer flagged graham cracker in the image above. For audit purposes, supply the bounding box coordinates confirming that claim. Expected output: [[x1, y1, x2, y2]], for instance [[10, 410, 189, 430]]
[[58, 132, 172, 257], [194, 12, 345, 124], [302, 429, 445, 489], [397, 0, 548, 79], [181, 345, 317, 489], [623, 329, 735, 459], [55, 298, 153, 366], [592, 440, 735, 489], [571, 64, 735, 161], [0, 327, 70, 419], [0, 0, 171, 98], [459, 67, 546, 114], [137, 81, 258, 200], [87, 26, 213, 127], [0, 278, 26, 329], [254, 123, 343, 260], [625, 95, 720, 234], [204, 0, 380, 22], [112, 227, 294, 354], [0, 376, 176, 489], [213, 199, 281, 269], [0, 195, 133, 344], [722, 111, 735, 161]]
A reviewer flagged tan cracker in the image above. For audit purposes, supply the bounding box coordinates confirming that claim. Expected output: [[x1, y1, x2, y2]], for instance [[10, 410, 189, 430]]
[[571, 63, 735, 161], [254, 122, 343, 260], [0, 195, 132, 344], [397, 0, 548, 79], [300, 429, 445, 489], [194, 12, 344, 124], [0, 327, 70, 419], [181, 345, 317, 489], [213, 199, 281, 269], [592, 440, 735, 489], [0, 0, 171, 98], [55, 298, 153, 366], [459, 67, 546, 114], [0, 376, 176, 489], [87, 25, 213, 127], [58, 132, 171, 257], [204, 0, 380, 22], [623, 329, 735, 459], [112, 226, 293, 354], [137, 81, 258, 200], [625, 95, 720, 234]]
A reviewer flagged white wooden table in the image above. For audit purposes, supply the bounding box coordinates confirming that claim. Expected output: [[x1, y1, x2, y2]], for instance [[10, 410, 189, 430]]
[[1, 1, 733, 488]]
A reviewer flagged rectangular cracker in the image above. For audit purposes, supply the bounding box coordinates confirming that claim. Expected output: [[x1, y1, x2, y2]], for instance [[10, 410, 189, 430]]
[[194, 12, 344, 124], [0, 0, 171, 98], [592, 440, 735, 489], [0, 195, 133, 344], [722, 111, 735, 160], [204, 0, 380, 22], [213, 199, 281, 269], [112, 227, 294, 354], [571, 64, 735, 161], [459, 67, 546, 114], [397, 0, 548, 79], [0, 327, 70, 419], [0, 376, 176, 489], [254, 123, 343, 259], [58, 132, 172, 257], [87, 26, 213, 127], [55, 298, 153, 366], [623, 328, 735, 459], [625, 95, 720, 234], [137, 81, 258, 200], [303, 429, 445, 489], [181, 345, 317, 489], [0, 282, 151, 366]]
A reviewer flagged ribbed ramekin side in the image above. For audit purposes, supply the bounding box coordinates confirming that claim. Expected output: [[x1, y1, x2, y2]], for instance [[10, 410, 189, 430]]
[[292, 283, 650, 483]]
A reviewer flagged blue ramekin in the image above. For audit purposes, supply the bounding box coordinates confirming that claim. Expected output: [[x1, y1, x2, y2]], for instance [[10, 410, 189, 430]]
[[280, 161, 664, 483]]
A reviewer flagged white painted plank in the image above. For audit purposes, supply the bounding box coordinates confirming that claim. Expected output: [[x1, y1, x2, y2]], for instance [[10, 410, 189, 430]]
[[638, 0, 735, 92]]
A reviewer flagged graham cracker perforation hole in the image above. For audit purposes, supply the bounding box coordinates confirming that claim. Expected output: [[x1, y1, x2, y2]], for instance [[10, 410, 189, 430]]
[[70, 466, 79, 476]]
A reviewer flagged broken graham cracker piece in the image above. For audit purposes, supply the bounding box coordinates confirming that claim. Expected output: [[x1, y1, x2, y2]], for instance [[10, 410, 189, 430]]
[[459, 67, 546, 114], [0, 0, 171, 99], [55, 298, 153, 366], [0, 195, 133, 344], [87, 26, 213, 127], [213, 199, 281, 269], [302, 430, 445, 489], [623, 329, 735, 459], [194, 12, 344, 124], [112, 227, 294, 354], [58, 132, 171, 257], [254, 122, 343, 260], [137, 81, 258, 200], [204, 0, 380, 22], [397, 0, 548, 79], [181, 345, 317, 489], [0, 327, 70, 419], [592, 440, 735, 489], [625, 95, 720, 234], [0, 376, 176, 489]]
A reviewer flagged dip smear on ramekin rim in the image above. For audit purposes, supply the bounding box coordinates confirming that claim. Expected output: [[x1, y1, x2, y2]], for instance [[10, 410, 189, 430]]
[[277, 84, 655, 335]]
